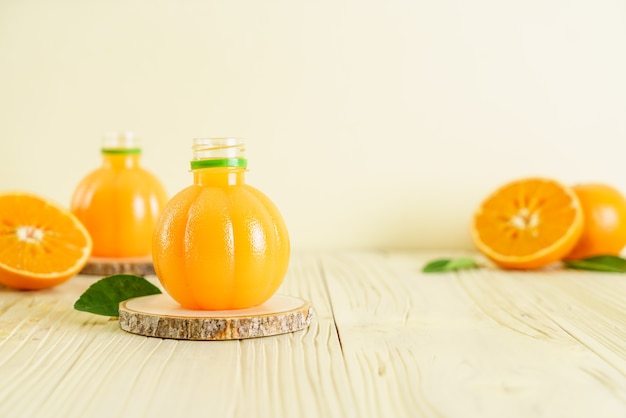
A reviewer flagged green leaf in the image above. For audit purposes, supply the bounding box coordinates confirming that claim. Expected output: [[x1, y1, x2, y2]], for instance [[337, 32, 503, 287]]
[[74, 274, 162, 317], [422, 258, 479, 273], [563, 255, 626, 273]]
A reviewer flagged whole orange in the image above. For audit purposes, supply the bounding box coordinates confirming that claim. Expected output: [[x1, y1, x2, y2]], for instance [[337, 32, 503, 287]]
[[565, 183, 626, 260]]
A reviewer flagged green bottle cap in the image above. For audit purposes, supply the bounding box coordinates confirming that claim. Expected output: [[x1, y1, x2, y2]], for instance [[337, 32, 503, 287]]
[[101, 131, 142, 154], [190, 158, 247, 170]]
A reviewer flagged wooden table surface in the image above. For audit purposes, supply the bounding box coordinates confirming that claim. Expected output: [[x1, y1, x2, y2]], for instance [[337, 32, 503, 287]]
[[1, 250, 626, 418]]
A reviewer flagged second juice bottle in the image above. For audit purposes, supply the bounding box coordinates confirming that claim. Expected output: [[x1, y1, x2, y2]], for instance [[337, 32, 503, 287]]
[[71, 131, 168, 259]]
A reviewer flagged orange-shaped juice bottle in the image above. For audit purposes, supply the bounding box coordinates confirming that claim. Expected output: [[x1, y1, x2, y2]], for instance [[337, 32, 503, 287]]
[[152, 138, 290, 310], [70, 131, 168, 258]]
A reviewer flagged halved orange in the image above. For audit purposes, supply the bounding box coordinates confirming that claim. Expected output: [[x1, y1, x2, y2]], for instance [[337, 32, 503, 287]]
[[0, 192, 92, 289], [471, 178, 583, 269]]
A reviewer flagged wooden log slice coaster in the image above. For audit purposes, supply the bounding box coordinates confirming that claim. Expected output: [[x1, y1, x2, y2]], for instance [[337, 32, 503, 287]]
[[119, 293, 314, 341], [80, 256, 155, 276]]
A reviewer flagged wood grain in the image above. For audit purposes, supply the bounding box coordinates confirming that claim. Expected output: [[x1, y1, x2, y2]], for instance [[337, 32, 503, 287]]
[[118, 294, 313, 340], [1, 251, 626, 418], [80, 256, 155, 276], [320, 251, 626, 418]]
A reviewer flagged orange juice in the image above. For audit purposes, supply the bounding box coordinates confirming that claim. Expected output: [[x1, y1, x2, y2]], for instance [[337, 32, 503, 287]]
[[70, 132, 168, 258], [152, 138, 290, 310]]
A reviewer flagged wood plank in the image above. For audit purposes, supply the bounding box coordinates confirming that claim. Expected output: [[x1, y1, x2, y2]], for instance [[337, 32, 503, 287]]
[[0, 252, 353, 418], [2, 250, 626, 417], [321, 251, 626, 418]]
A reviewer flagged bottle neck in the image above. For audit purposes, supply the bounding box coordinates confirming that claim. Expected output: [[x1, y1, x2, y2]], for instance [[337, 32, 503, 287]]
[[102, 151, 141, 169], [193, 167, 246, 186], [190, 138, 247, 186]]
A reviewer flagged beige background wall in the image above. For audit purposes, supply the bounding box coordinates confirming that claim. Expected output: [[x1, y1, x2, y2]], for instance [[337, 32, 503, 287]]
[[1, 0, 625, 250]]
